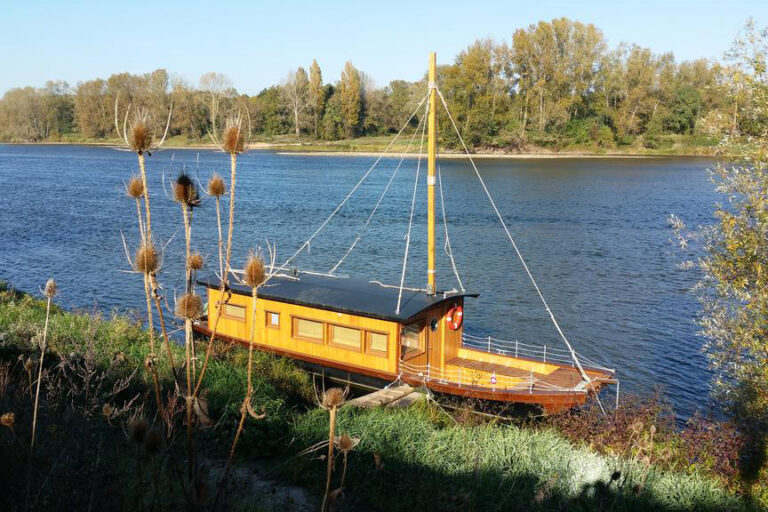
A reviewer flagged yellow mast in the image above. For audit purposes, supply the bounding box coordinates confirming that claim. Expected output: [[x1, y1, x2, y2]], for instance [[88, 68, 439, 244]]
[[427, 52, 437, 295]]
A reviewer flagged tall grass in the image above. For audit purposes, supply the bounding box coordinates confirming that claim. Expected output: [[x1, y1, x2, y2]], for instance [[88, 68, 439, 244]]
[[0, 282, 756, 511]]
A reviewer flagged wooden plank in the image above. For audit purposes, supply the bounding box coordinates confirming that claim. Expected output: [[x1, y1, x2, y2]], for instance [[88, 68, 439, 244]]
[[346, 384, 416, 408], [387, 390, 426, 408]]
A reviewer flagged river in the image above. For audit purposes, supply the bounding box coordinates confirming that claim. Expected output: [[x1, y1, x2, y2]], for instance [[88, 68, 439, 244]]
[[0, 144, 717, 418]]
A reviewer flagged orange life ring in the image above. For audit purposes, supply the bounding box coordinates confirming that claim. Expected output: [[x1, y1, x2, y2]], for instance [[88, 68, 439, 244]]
[[445, 304, 464, 331]]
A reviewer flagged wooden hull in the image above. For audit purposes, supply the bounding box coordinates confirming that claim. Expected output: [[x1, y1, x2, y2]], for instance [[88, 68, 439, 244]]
[[193, 320, 613, 414]]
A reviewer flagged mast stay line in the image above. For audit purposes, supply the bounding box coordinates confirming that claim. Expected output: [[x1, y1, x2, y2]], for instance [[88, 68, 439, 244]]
[[274, 91, 430, 275], [435, 87, 593, 386]]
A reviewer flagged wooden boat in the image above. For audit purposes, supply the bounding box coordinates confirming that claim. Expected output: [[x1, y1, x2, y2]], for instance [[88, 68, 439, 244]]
[[194, 54, 616, 413]]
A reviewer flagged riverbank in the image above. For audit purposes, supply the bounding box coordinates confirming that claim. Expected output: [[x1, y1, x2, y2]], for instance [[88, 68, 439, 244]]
[[0, 133, 719, 158], [0, 282, 762, 511]]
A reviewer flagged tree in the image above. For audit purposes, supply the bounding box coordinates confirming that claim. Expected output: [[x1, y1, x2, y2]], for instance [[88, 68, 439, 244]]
[[672, 19, 768, 491], [253, 86, 289, 136], [339, 61, 362, 137], [283, 67, 310, 137], [74, 78, 110, 138], [309, 60, 325, 137], [663, 85, 702, 134], [320, 86, 343, 140]]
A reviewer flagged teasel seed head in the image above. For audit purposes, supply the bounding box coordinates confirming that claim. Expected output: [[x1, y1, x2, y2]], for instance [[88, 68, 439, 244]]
[[130, 120, 153, 154], [24, 357, 34, 373], [207, 173, 226, 197], [321, 387, 346, 410], [175, 293, 203, 320], [222, 120, 245, 154], [130, 418, 147, 443], [44, 278, 57, 299], [174, 173, 200, 207], [1, 412, 15, 429], [126, 175, 144, 199], [135, 243, 159, 274], [243, 251, 266, 289], [335, 432, 359, 454], [188, 252, 204, 271]]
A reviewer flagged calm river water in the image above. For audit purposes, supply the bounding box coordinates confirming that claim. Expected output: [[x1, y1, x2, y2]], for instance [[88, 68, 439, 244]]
[[0, 144, 716, 418]]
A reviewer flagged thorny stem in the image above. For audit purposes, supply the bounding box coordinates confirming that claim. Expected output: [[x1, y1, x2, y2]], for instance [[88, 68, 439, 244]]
[[182, 201, 196, 479], [215, 197, 223, 281], [135, 151, 164, 420], [25, 294, 52, 509], [340, 452, 349, 490], [143, 274, 164, 419], [321, 406, 338, 512], [30, 295, 51, 451], [135, 197, 145, 242], [151, 286, 177, 377], [138, 153, 153, 243], [225, 153, 237, 279], [185, 319, 194, 479]]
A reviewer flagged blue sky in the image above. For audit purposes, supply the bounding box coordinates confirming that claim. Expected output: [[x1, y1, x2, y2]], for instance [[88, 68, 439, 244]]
[[1, 0, 766, 95]]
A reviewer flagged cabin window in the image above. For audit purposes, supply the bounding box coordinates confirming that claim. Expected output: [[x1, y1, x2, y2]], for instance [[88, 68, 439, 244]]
[[294, 317, 324, 342], [401, 322, 422, 355], [366, 331, 388, 355], [330, 325, 361, 350], [266, 311, 280, 328], [222, 303, 246, 321]]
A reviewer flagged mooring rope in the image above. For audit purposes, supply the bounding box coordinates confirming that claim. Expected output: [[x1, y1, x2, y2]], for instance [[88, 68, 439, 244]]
[[435, 87, 592, 385]]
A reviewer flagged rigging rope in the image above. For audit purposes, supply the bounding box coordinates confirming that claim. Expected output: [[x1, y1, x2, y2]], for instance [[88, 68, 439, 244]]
[[435, 87, 591, 385], [396, 97, 430, 315], [274, 91, 430, 275], [437, 154, 465, 293], [329, 99, 430, 274]]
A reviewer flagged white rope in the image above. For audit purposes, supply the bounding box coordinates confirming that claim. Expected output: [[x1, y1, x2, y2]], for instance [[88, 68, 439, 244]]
[[396, 97, 429, 315], [274, 91, 430, 275], [435, 87, 592, 385], [329, 99, 429, 274], [437, 156, 465, 293]]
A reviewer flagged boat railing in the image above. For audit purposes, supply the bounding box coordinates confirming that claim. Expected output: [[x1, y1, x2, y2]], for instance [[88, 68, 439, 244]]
[[399, 361, 580, 393], [461, 332, 614, 373]]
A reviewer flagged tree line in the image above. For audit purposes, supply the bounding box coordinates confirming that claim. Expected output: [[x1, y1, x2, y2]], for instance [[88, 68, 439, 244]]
[[0, 18, 755, 150]]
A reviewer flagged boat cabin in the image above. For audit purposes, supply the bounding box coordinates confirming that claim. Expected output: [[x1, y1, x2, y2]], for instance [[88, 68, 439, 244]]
[[197, 272, 475, 384]]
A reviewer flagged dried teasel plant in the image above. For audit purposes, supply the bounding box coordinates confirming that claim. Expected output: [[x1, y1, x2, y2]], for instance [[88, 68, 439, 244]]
[[134, 243, 159, 275], [334, 432, 360, 490], [207, 173, 226, 278], [126, 175, 146, 240], [215, 246, 275, 509], [321, 387, 348, 512], [115, 96, 175, 426], [31, 279, 56, 450], [188, 252, 204, 272], [175, 293, 203, 321], [1, 412, 15, 431], [26, 278, 57, 506], [171, 170, 205, 477], [173, 172, 201, 208], [193, 109, 252, 412]]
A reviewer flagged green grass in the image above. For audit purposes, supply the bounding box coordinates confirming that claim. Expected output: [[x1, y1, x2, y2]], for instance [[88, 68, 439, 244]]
[[0, 282, 757, 511]]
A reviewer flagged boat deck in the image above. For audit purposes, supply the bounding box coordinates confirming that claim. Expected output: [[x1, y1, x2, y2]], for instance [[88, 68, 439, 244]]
[[446, 356, 609, 390]]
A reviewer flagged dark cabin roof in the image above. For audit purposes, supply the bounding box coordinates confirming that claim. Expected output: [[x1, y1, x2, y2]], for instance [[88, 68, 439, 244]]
[[197, 272, 476, 324]]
